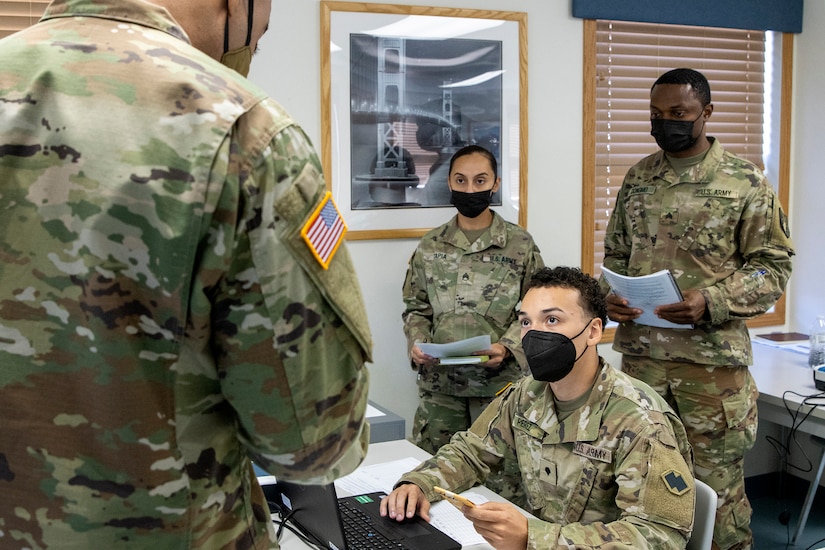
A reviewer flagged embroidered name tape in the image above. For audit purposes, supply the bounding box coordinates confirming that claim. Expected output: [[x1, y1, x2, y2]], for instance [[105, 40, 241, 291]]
[[301, 192, 347, 269], [573, 442, 612, 463]]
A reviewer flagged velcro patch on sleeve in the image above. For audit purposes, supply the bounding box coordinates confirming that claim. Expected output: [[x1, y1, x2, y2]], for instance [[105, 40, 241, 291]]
[[642, 440, 694, 530], [300, 191, 347, 269]]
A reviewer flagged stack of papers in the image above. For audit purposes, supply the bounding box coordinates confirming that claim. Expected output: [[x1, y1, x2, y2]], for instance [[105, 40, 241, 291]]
[[600, 267, 693, 329], [418, 335, 492, 365]]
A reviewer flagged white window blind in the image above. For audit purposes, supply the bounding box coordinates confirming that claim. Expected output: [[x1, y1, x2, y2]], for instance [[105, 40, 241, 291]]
[[0, 1, 48, 39], [592, 20, 766, 277]]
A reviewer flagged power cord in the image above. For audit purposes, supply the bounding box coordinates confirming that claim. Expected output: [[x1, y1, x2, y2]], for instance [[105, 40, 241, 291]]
[[764, 390, 825, 547], [266, 498, 326, 550]]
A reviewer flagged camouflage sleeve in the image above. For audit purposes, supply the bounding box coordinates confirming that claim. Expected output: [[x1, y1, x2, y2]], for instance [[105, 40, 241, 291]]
[[601, 174, 633, 294], [401, 246, 434, 359], [199, 120, 370, 483], [701, 186, 794, 324], [396, 387, 518, 499]]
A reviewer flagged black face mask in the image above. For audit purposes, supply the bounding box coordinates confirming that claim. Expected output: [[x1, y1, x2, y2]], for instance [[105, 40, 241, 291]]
[[521, 320, 593, 383], [450, 190, 492, 218], [650, 112, 705, 153]]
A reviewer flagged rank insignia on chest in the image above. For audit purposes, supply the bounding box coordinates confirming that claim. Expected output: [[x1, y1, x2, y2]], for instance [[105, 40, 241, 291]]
[[301, 191, 347, 270], [661, 469, 690, 496]]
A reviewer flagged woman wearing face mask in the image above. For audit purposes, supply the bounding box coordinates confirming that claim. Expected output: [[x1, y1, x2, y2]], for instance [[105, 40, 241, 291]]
[[401, 145, 544, 480]]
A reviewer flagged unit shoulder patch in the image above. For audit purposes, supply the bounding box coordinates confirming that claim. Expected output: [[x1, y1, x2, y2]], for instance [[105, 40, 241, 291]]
[[661, 469, 691, 496]]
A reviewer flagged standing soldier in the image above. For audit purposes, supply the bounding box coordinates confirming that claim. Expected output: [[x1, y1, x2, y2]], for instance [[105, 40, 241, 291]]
[[602, 68, 794, 550], [402, 145, 544, 499], [0, 1, 371, 548]]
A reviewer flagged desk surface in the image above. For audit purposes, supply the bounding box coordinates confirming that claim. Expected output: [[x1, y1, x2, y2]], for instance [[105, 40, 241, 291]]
[[276, 439, 514, 550], [752, 341, 825, 439]]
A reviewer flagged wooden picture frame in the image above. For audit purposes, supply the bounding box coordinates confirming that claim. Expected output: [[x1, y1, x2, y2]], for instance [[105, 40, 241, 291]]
[[321, 2, 528, 239]]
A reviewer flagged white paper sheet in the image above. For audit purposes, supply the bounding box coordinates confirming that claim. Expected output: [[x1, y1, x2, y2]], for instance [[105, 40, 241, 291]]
[[418, 335, 492, 358]]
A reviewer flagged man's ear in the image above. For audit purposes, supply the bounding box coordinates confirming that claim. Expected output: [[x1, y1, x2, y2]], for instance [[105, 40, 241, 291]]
[[587, 317, 603, 344]]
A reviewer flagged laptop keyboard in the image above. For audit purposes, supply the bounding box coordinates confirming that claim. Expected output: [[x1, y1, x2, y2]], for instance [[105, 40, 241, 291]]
[[338, 499, 407, 549]]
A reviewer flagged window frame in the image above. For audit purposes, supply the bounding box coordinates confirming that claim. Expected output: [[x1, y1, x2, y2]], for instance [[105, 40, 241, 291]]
[[580, 19, 793, 342]]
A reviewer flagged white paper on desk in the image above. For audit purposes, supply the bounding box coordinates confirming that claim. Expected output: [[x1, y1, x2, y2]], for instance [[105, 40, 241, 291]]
[[429, 493, 489, 546], [601, 267, 692, 329], [418, 335, 492, 359], [366, 404, 386, 418], [753, 338, 810, 356], [335, 457, 421, 495]]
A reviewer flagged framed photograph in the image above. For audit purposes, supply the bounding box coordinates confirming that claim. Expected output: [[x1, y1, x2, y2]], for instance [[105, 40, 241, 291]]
[[320, 2, 528, 239]]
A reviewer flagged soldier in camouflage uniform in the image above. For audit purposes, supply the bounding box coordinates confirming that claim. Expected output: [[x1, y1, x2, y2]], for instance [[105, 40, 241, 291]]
[[601, 68, 794, 550], [383, 267, 695, 550], [402, 146, 544, 463], [0, 1, 372, 549]]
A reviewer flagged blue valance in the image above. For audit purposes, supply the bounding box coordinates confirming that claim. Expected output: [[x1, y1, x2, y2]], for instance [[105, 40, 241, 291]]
[[571, 0, 803, 33]]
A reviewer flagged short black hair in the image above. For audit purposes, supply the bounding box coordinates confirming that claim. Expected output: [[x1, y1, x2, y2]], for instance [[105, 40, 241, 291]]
[[652, 68, 712, 107], [448, 145, 498, 180], [525, 266, 608, 327]]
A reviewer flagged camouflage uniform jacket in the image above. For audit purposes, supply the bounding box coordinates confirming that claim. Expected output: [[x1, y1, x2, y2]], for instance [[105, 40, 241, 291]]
[[0, 1, 372, 549], [402, 211, 543, 397], [602, 138, 794, 365], [400, 360, 695, 549]]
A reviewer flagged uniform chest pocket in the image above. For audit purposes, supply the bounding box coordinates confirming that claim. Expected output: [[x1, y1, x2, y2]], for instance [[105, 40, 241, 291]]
[[676, 197, 740, 271], [520, 442, 617, 525], [462, 258, 524, 325]]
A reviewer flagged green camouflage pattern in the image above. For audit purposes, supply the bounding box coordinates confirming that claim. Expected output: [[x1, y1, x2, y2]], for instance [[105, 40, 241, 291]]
[[0, 1, 372, 549], [411, 391, 496, 454], [399, 360, 695, 549], [402, 211, 544, 397], [602, 138, 794, 365], [409, 390, 523, 500], [622, 357, 758, 550]]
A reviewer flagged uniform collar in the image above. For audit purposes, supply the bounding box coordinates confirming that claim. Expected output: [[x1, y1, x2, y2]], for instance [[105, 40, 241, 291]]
[[652, 137, 725, 186], [439, 210, 508, 251], [42, 0, 190, 45], [523, 358, 614, 444]]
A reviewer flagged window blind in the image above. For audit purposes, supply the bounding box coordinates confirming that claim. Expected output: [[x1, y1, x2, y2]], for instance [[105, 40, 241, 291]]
[[0, 1, 48, 40], [592, 20, 765, 276]]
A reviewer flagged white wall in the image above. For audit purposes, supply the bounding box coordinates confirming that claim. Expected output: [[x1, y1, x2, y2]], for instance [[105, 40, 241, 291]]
[[788, 1, 825, 332], [251, 2, 823, 473]]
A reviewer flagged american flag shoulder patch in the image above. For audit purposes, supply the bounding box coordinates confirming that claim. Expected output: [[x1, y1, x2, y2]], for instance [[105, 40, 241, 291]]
[[300, 191, 347, 269]]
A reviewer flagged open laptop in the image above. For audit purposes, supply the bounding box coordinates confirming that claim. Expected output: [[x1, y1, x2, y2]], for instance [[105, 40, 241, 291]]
[[261, 478, 461, 550]]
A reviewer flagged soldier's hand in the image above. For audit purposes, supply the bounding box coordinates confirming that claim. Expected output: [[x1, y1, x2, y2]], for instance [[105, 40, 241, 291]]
[[605, 293, 642, 323], [462, 501, 528, 550], [380, 483, 431, 522], [655, 289, 707, 325], [411, 345, 438, 367], [480, 343, 510, 368]]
